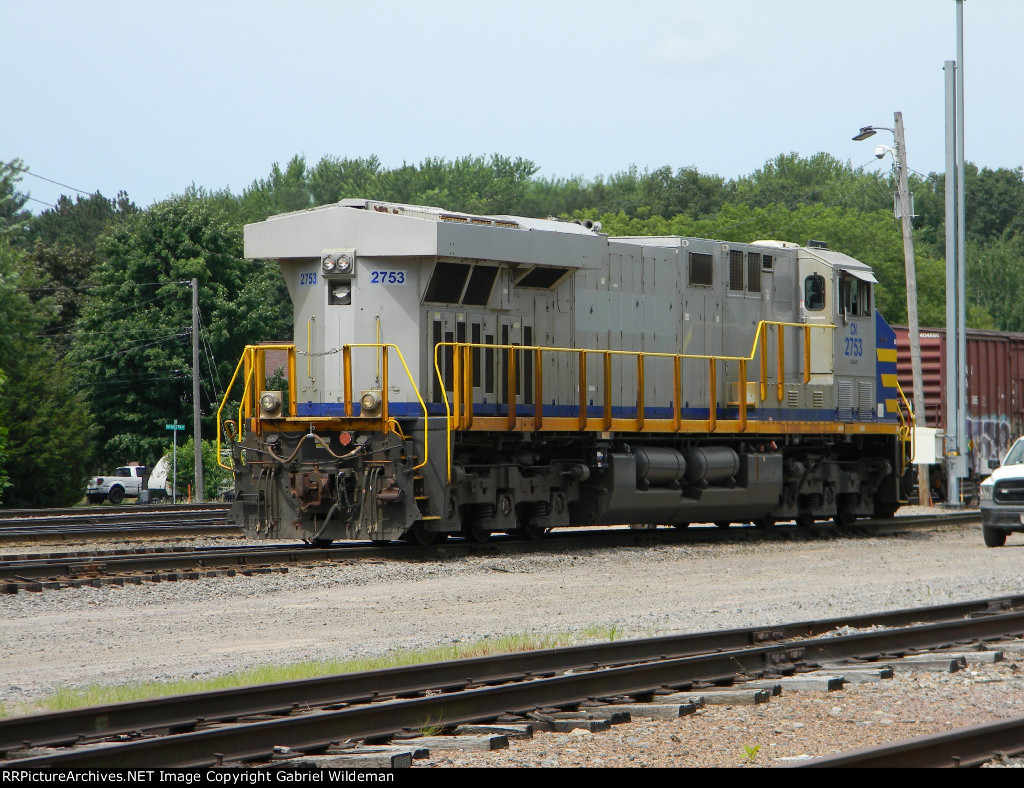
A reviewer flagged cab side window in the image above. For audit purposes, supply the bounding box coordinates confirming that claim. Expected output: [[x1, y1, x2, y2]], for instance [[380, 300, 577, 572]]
[[804, 274, 826, 311], [839, 274, 872, 317]]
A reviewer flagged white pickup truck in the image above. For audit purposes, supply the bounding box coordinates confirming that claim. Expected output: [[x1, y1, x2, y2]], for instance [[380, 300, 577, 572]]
[[86, 458, 170, 504]]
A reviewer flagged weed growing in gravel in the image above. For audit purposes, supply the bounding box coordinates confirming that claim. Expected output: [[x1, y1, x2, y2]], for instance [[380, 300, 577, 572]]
[[6, 624, 628, 718], [742, 744, 761, 762], [417, 717, 447, 736]]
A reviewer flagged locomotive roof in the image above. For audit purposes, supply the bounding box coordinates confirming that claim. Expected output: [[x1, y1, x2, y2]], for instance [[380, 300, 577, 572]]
[[245, 199, 879, 280], [244, 199, 605, 268], [800, 247, 878, 283]]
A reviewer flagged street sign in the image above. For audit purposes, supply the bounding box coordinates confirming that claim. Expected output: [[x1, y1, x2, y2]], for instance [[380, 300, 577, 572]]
[[165, 423, 186, 430]]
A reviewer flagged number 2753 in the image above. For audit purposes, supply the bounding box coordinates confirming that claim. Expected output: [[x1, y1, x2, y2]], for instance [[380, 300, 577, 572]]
[[370, 271, 405, 284]]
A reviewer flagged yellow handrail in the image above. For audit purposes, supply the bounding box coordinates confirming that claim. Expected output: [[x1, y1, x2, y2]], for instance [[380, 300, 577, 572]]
[[343, 343, 429, 470], [215, 343, 431, 471], [431, 320, 843, 481], [216, 350, 251, 470], [894, 379, 916, 467]]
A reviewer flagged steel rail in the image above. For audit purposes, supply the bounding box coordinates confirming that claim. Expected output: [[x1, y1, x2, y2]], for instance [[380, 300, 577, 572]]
[[0, 524, 240, 549], [0, 520, 232, 535], [6, 598, 1024, 765], [0, 510, 231, 529], [0, 504, 231, 520], [0, 511, 980, 588], [798, 714, 1024, 768], [0, 508, 980, 565]]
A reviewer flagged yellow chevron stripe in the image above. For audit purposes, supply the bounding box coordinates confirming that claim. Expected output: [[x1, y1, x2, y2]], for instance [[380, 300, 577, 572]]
[[881, 373, 898, 388], [877, 348, 897, 362]]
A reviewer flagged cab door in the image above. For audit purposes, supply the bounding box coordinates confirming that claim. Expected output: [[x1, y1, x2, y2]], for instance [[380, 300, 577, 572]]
[[798, 255, 834, 386]]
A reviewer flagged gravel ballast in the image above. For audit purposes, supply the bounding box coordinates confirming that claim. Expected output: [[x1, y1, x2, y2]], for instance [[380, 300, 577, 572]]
[[2, 511, 1020, 765]]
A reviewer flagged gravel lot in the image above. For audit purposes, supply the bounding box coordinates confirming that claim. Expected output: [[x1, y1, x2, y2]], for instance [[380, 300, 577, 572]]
[[3, 508, 1022, 765]]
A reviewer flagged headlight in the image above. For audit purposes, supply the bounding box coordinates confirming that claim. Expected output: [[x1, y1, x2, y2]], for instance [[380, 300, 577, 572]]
[[322, 256, 336, 273], [360, 390, 382, 416], [337, 253, 353, 273], [980, 484, 994, 502], [330, 284, 351, 305]]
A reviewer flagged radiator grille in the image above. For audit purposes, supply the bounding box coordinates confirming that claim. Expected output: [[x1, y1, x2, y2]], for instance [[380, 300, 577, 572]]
[[838, 381, 854, 420], [728, 250, 744, 291], [994, 481, 1024, 504], [858, 381, 874, 419], [746, 253, 761, 292]]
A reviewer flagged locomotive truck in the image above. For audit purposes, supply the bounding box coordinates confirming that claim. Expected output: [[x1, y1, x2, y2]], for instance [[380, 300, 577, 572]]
[[219, 199, 912, 545]]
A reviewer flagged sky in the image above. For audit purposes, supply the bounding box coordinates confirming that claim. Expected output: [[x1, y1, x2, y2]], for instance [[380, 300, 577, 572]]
[[4, 0, 1021, 212]]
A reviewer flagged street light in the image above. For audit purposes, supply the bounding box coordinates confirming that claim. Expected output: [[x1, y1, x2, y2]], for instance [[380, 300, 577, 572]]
[[853, 113, 930, 506], [852, 125, 885, 142]]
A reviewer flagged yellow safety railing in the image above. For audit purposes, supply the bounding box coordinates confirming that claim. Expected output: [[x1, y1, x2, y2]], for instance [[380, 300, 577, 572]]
[[216, 343, 429, 470], [894, 379, 916, 470], [432, 320, 841, 480]]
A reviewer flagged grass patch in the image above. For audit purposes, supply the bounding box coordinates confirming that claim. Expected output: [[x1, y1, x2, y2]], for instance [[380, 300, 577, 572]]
[[5, 624, 627, 718]]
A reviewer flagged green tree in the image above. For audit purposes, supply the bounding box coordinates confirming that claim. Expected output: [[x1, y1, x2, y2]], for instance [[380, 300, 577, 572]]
[[732, 152, 887, 213], [162, 437, 231, 500], [0, 236, 96, 506], [966, 235, 1024, 332], [22, 191, 139, 343], [238, 154, 312, 222], [0, 159, 31, 236], [71, 193, 291, 464], [307, 155, 384, 206], [0, 371, 9, 503]]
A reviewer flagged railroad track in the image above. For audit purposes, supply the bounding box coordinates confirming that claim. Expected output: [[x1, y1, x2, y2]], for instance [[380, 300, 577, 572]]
[[0, 511, 980, 593], [3, 594, 1023, 768], [0, 503, 232, 520], [801, 715, 1024, 768], [0, 504, 238, 544]]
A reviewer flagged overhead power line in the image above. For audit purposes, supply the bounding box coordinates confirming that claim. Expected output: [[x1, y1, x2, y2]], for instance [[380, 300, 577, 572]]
[[7, 162, 91, 196], [26, 196, 57, 209]]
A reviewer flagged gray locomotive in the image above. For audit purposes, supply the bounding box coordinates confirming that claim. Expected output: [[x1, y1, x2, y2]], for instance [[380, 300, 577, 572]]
[[219, 199, 911, 544]]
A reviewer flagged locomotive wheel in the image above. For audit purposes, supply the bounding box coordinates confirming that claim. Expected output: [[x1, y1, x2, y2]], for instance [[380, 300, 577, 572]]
[[311, 538, 333, 548], [519, 521, 546, 541], [462, 521, 490, 544], [834, 508, 856, 528], [753, 516, 774, 529], [873, 502, 899, 519], [795, 512, 815, 528], [107, 486, 125, 505], [403, 522, 442, 546], [672, 522, 691, 530], [714, 521, 731, 529], [983, 526, 1008, 548]]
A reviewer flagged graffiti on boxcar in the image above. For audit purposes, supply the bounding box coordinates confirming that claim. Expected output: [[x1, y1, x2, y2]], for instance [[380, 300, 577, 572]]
[[968, 416, 1014, 474]]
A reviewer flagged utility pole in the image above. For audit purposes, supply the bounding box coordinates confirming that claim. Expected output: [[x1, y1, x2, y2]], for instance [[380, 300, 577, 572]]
[[853, 117, 929, 504], [943, 0, 969, 506], [893, 112, 930, 506], [192, 278, 204, 503]]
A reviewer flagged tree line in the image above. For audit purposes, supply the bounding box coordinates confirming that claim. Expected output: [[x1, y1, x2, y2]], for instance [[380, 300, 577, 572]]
[[0, 151, 1022, 506]]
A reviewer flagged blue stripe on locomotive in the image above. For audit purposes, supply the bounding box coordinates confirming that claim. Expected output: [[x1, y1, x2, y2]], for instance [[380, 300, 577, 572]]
[[875, 312, 900, 422]]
